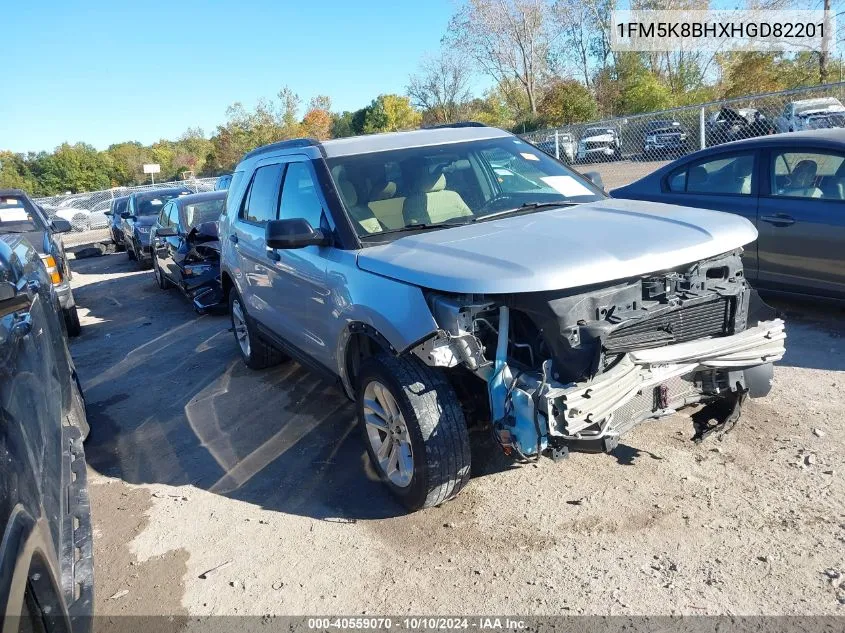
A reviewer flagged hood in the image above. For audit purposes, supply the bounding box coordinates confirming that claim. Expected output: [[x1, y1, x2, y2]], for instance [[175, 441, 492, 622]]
[[356, 199, 758, 294], [581, 133, 614, 143], [0, 228, 48, 255], [135, 215, 157, 227]]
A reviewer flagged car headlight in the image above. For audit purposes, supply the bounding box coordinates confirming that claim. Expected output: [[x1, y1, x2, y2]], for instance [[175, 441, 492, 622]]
[[136, 226, 150, 234], [646, 135, 656, 143], [39, 255, 62, 285]]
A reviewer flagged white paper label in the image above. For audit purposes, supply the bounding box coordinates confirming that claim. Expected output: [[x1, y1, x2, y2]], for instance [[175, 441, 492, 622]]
[[540, 175, 594, 197], [0, 209, 29, 222]]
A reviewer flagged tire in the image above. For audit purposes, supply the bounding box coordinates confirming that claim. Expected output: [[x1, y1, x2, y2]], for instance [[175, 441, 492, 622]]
[[153, 255, 171, 290], [126, 239, 136, 261], [63, 306, 81, 337], [229, 290, 285, 369], [356, 354, 471, 511]]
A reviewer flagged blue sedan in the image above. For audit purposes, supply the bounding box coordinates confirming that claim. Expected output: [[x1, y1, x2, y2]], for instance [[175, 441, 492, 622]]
[[612, 129, 845, 301]]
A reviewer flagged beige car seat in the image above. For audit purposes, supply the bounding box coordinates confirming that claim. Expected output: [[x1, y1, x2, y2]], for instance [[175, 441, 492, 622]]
[[402, 169, 472, 226]]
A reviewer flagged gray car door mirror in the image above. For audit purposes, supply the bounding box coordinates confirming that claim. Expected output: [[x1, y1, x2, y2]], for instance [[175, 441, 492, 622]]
[[265, 218, 331, 249], [584, 171, 605, 190], [51, 218, 72, 233]]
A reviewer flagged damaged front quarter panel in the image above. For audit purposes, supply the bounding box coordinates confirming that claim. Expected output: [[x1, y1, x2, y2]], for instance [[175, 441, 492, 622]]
[[411, 250, 786, 459]]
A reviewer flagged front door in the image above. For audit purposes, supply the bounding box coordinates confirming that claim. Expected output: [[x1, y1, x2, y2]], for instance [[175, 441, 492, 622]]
[[268, 158, 332, 370]]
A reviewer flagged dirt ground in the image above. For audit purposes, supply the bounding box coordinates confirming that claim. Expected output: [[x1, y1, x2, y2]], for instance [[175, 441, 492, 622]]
[[69, 251, 845, 618]]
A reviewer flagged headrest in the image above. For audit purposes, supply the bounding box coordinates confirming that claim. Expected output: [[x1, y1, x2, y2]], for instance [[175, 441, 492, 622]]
[[338, 179, 357, 207], [688, 165, 707, 186], [370, 181, 397, 201], [420, 172, 446, 193]]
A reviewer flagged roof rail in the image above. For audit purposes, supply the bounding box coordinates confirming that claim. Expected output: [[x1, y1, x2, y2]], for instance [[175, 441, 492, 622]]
[[426, 121, 489, 129], [242, 138, 320, 161]]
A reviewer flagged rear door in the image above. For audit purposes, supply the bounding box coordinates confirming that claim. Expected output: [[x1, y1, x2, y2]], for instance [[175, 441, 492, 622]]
[[230, 160, 285, 332], [756, 147, 845, 298], [658, 150, 761, 280]]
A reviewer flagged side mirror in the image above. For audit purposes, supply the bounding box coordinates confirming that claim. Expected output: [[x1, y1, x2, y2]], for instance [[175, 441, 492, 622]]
[[104, 210, 113, 216], [0, 281, 32, 319], [584, 171, 605, 190], [156, 226, 177, 237], [51, 218, 72, 233], [265, 218, 331, 249], [120, 212, 134, 220]]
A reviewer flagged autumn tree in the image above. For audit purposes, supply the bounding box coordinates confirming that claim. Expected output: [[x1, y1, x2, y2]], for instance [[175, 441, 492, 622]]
[[538, 80, 598, 126], [445, 0, 552, 116]]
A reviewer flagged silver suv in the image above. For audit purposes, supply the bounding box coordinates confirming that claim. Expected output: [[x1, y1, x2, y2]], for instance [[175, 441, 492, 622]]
[[220, 126, 785, 511]]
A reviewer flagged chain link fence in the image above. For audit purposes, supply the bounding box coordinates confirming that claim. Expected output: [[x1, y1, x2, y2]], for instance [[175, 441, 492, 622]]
[[35, 177, 218, 248], [521, 82, 845, 192]]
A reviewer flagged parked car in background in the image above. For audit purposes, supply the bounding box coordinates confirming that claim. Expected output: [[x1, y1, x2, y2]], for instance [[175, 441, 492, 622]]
[[105, 195, 129, 250], [576, 127, 621, 162], [0, 189, 81, 335], [121, 187, 192, 268], [775, 97, 845, 132], [612, 129, 845, 300], [220, 126, 783, 511], [214, 174, 232, 190], [706, 107, 775, 146], [0, 235, 93, 633], [152, 191, 225, 311], [533, 132, 576, 163], [641, 120, 689, 159]]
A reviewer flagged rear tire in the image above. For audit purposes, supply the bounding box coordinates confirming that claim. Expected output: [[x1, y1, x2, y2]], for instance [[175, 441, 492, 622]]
[[126, 240, 136, 261], [63, 306, 81, 337], [229, 290, 285, 369], [356, 354, 471, 511]]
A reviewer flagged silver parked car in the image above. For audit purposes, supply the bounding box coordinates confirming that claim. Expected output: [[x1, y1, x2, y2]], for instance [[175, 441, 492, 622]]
[[220, 126, 785, 511]]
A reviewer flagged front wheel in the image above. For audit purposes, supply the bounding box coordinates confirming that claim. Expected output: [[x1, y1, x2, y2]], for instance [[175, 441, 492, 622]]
[[63, 306, 81, 337], [357, 354, 471, 511], [153, 255, 171, 290]]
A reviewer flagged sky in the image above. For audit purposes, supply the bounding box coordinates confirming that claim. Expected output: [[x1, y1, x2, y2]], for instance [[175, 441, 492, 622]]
[[1, 0, 462, 153]]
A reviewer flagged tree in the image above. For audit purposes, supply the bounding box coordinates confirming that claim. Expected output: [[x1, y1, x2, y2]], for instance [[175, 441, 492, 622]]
[[537, 80, 598, 126], [407, 50, 473, 124], [0, 151, 38, 193], [301, 108, 333, 139], [445, 0, 552, 115], [31, 143, 112, 195], [362, 95, 421, 133]]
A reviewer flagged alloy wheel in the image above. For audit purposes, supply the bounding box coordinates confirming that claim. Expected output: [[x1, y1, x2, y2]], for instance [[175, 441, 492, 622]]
[[362, 380, 414, 488], [231, 298, 250, 358]]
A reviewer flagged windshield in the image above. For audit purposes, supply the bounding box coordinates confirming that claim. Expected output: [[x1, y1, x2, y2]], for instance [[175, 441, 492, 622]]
[[184, 199, 224, 228], [0, 196, 43, 233], [326, 136, 604, 238], [795, 98, 843, 114], [584, 128, 613, 136], [136, 191, 190, 216]]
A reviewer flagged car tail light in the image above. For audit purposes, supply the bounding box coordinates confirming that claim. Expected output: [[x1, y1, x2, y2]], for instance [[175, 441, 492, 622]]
[[40, 255, 62, 285]]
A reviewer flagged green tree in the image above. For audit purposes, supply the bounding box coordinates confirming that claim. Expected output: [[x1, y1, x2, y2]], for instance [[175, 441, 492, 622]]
[[0, 151, 38, 193], [362, 95, 421, 133], [537, 80, 598, 126], [32, 143, 112, 195]]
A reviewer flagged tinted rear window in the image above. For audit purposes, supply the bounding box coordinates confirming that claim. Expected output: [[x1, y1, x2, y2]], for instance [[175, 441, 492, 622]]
[[136, 191, 191, 215]]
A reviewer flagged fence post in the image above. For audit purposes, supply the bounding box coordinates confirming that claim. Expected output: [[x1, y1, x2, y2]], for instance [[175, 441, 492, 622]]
[[554, 130, 560, 160], [699, 107, 706, 150]]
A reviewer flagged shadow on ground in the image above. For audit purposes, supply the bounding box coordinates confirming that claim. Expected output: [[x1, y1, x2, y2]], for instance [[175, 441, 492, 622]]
[[70, 253, 517, 523]]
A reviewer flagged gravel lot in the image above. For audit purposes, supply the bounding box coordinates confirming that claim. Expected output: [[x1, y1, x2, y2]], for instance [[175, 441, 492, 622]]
[[68, 250, 845, 619]]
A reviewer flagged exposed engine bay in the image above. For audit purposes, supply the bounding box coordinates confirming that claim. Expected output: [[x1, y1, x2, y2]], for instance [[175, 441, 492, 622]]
[[411, 250, 786, 459]]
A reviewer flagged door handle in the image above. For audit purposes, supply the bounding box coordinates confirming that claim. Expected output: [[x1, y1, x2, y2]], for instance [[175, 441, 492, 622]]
[[267, 249, 281, 262], [228, 234, 239, 244], [760, 214, 795, 227]]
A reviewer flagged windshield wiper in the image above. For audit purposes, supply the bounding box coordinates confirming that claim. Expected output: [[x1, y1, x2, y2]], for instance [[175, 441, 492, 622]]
[[475, 201, 580, 222], [360, 219, 473, 238]]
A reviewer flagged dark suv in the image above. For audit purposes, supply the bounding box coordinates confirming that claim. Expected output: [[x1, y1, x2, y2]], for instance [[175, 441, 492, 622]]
[[0, 189, 81, 336], [641, 120, 689, 159], [121, 188, 192, 267], [106, 195, 130, 250], [0, 235, 93, 632]]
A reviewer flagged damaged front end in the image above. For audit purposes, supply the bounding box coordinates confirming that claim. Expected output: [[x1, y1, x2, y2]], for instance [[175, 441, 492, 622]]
[[184, 221, 225, 313], [411, 250, 785, 459]]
